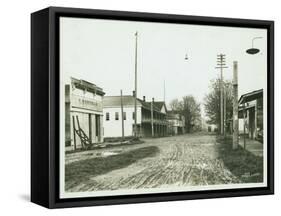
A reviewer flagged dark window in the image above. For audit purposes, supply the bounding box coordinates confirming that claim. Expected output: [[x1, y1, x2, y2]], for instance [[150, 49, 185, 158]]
[[132, 112, 135, 120], [115, 112, 119, 120], [106, 112, 110, 121]]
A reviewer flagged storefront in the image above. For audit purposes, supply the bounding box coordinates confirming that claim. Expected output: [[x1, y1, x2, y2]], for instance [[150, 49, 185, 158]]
[[65, 78, 105, 150], [238, 89, 263, 141]]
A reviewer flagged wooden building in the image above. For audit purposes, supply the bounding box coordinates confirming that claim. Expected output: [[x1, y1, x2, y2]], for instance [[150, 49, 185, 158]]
[[103, 93, 168, 138], [167, 111, 186, 135], [65, 77, 105, 150], [238, 89, 263, 141], [141, 98, 168, 137]]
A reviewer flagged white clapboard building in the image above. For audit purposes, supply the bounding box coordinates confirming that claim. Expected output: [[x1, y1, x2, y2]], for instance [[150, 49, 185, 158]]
[[103, 92, 168, 139]]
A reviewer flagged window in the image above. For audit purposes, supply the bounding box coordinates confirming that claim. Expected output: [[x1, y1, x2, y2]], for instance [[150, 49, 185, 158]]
[[115, 112, 119, 120], [132, 112, 135, 120], [123, 112, 126, 120], [106, 112, 110, 121]]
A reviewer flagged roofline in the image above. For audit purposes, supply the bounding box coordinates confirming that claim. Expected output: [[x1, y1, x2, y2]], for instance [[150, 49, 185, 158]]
[[71, 77, 105, 96], [103, 95, 167, 114], [238, 89, 263, 104], [103, 105, 142, 108]]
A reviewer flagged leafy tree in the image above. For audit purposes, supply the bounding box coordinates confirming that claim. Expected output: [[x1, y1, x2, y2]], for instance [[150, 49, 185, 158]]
[[204, 79, 233, 133], [182, 96, 202, 132], [170, 95, 201, 133]]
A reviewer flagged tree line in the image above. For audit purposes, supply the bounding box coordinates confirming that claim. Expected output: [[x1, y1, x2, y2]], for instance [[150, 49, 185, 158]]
[[169, 78, 233, 134], [169, 95, 202, 133], [204, 78, 233, 133]]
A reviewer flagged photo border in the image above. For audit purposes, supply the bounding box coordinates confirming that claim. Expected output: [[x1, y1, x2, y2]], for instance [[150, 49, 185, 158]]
[[33, 6, 274, 208]]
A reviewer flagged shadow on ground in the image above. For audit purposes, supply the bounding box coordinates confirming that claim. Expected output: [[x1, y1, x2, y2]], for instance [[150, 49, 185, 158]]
[[18, 194, 30, 202], [216, 136, 263, 183], [65, 146, 159, 191]]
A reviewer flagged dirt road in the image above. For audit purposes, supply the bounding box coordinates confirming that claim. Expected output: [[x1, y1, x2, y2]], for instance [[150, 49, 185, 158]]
[[66, 133, 241, 192]]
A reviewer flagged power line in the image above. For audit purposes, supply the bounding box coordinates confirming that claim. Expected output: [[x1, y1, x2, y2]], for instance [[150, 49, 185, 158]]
[[215, 54, 228, 136]]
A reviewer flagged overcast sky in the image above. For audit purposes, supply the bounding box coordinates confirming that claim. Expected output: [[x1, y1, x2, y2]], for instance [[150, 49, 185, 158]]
[[60, 17, 267, 114]]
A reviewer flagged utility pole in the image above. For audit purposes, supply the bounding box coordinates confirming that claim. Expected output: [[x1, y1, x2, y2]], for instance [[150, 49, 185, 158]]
[[232, 61, 238, 150], [216, 54, 228, 136], [224, 87, 226, 137], [163, 80, 166, 103], [243, 103, 246, 149], [134, 31, 138, 137], [120, 90, 124, 139], [151, 98, 154, 137]]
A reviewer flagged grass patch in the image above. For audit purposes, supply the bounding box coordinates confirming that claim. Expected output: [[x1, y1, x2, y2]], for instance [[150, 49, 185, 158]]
[[65, 146, 159, 191], [104, 136, 139, 143], [217, 136, 263, 183]]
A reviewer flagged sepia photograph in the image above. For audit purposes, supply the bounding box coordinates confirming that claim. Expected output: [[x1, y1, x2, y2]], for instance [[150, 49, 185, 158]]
[[59, 16, 268, 199]]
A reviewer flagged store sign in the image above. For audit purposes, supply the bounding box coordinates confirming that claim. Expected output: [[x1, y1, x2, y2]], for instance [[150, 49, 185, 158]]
[[71, 95, 102, 112]]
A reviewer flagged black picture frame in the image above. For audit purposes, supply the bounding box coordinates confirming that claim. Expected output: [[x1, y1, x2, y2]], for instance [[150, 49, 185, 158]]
[[31, 6, 274, 209]]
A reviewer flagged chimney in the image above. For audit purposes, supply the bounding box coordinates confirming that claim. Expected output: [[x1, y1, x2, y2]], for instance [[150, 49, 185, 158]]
[[143, 96, 146, 102], [132, 91, 136, 97]]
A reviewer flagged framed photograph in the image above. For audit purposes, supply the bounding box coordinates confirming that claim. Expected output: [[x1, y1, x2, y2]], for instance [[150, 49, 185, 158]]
[[31, 7, 274, 208]]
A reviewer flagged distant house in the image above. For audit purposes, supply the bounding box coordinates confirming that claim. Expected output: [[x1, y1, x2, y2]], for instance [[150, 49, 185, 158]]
[[167, 111, 185, 135], [201, 118, 218, 133], [238, 89, 263, 141], [103, 92, 168, 138], [65, 78, 105, 150]]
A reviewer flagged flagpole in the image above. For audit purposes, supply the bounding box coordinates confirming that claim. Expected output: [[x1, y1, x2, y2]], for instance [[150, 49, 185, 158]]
[[164, 80, 166, 102], [134, 31, 138, 137]]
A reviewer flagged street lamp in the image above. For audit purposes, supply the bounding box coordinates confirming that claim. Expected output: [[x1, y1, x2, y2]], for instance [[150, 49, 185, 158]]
[[246, 37, 263, 54]]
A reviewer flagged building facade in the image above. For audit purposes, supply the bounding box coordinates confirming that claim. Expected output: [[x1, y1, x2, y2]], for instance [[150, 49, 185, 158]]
[[103, 93, 168, 138], [141, 99, 168, 137], [167, 111, 186, 135], [238, 89, 263, 141], [65, 78, 105, 150], [103, 95, 142, 138]]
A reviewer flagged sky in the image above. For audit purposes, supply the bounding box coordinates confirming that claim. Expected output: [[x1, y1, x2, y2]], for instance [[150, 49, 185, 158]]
[[60, 17, 267, 114]]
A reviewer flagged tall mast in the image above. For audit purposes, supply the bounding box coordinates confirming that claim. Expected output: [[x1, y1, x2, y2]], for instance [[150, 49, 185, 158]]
[[164, 80, 166, 102], [216, 54, 228, 136], [120, 89, 124, 138], [134, 31, 138, 137], [232, 61, 238, 150]]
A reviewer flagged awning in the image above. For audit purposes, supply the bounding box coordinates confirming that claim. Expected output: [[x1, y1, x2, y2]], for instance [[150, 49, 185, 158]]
[[238, 89, 263, 104]]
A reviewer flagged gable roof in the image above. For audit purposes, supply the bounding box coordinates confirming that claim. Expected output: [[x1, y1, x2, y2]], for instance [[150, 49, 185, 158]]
[[71, 77, 105, 96], [238, 89, 263, 104], [103, 95, 143, 107], [143, 101, 167, 113], [103, 96, 167, 114]]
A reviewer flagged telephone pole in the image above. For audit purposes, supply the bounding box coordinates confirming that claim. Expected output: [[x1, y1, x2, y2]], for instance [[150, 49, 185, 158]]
[[134, 31, 138, 137], [151, 98, 154, 137], [232, 61, 238, 150], [120, 89, 124, 139], [163, 80, 166, 102], [216, 54, 228, 135], [224, 87, 226, 137]]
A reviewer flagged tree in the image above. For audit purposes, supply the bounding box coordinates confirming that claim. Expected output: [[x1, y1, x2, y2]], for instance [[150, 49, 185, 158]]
[[182, 96, 202, 132], [169, 99, 182, 111], [204, 79, 233, 133], [169, 95, 201, 133]]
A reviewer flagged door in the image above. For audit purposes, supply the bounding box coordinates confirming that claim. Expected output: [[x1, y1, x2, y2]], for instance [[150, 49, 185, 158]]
[[96, 115, 100, 142]]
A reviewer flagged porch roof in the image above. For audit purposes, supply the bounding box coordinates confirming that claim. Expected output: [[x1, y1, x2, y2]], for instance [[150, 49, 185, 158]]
[[238, 89, 263, 104]]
